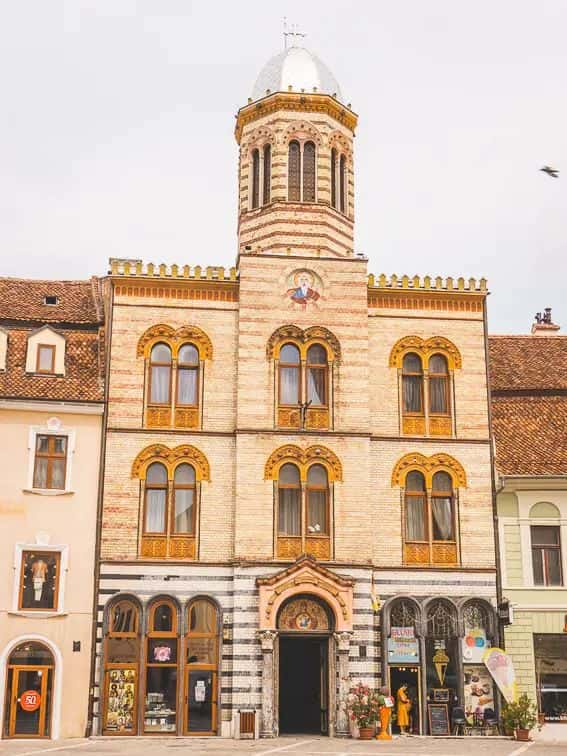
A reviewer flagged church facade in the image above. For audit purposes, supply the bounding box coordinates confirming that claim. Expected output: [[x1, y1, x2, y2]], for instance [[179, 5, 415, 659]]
[[91, 44, 498, 738]]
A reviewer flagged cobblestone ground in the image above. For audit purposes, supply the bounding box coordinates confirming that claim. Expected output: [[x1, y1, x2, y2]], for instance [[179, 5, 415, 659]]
[[0, 737, 565, 756]]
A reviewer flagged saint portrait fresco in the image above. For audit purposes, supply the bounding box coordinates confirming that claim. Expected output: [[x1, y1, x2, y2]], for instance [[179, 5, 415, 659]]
[[285, 269, 322, 309]]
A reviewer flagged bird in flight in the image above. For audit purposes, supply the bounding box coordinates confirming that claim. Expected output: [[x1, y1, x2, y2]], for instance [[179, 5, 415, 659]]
[[540, 166, 559, 178]]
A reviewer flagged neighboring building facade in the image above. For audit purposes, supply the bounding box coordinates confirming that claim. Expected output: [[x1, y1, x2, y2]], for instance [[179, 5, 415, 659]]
[[0, 278, 105, 739], [91, 44, 498, 738], [491, 318, 567, 732]]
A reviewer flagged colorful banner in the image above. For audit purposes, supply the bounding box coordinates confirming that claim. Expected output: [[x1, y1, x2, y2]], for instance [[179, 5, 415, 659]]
[[482, 647, 518, 703], [462, 627, 490, 663]]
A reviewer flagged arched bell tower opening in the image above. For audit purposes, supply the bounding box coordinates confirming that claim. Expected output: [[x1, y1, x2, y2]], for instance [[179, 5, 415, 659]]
[[276, 594, 334, 736]]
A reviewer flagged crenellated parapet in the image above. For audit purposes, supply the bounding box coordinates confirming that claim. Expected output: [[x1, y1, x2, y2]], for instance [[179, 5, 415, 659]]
[[368, 273, 487, 292], [368, 273, 488, 316], [109, 258, 238, 281]]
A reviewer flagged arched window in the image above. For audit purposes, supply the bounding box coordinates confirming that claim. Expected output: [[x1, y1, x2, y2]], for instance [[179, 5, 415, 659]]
[[279, 343, 301, 406], [5, 642, 55, 738], [150, 343, 172, 405], [431, 471, 454, 542], [186, 599, 219, 734], [307, 464, 328, 535], [251, 148, 260, 209], [177, 344, 199, 407], [306, 344, 328, 406], [103, 599, 140, 734], [278, 463, 301, 536], [397, 456, 462, 566], [405, 471, 427, 543], [429, 354, 449, 415], [339, 153, 346, 213], [145, 600, 178, 734], [263, 143, 271, 204], [402, 353, 423, 414], [427, 600, 457, 638], [463, 601, 490, 635], [303, 141, 316, 201], [144, 462, 168, 534], [288, 140, 301, 201], [390, 599, 419, 634], [330, 148, 337, 208], [173, 464, 196, 534]]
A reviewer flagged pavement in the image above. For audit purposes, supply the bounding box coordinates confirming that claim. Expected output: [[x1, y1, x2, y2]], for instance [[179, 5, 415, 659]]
[[0, 737, 566, 756]]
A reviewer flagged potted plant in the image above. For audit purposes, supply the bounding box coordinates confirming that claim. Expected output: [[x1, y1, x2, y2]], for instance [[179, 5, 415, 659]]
[[347, 682, 379, 739], [515, 694, 538, 741], [502, 695, 538, 741]]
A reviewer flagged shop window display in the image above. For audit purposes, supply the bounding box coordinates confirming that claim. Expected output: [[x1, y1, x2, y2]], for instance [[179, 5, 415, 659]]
[[535, 634, 567, 723], [144, 601, 178, 733]]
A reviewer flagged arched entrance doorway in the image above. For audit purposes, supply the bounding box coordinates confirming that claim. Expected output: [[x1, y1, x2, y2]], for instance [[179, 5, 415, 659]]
[[3, 642, 54, 738], [276, 595, 333, 735]]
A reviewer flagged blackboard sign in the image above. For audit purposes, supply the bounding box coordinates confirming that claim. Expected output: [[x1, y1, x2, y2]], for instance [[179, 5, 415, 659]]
[[432, 688, 450, 702], [428, 703, 450, 736]]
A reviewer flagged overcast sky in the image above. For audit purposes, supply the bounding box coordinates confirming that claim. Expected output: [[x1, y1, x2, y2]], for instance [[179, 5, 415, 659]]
[[0, 1, 565, 332]]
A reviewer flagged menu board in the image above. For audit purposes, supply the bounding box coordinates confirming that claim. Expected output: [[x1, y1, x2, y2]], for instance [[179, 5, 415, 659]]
[[427, 703, 449, 736]]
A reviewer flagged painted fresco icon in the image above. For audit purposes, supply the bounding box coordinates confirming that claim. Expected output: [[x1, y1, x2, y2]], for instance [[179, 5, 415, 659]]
[[286, 269, 322, 309]]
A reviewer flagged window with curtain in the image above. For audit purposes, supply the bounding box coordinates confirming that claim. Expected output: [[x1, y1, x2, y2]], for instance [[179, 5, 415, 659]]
[[251, 148, 260, 209], [330, 148, 337, 208], [531, 526, 563, 586], [429, 354, 450, 414], [306, 344, 328, 406], [303, 141, 316, 201], [431, 471, 454, 541], [307, 464, 328, 534], [405, 470, 427, 542], [150, 343, 172, 405], [177, 344, 199, 407], [339, 153, 346, 213], [33, 434, 67, 489], [263, 143, 271, 204], [278, 463, 301, 536], [288, 140, 301, 201], [279, 343, 300, 405], [173, 464, 196, 534], [402, 353, 423, 413], [144, 462, 168, 533]]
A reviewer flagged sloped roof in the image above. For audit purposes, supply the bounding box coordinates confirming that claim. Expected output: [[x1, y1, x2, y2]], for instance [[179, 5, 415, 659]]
[[0, 277, 103, 324], [489, 335, 567, 476]]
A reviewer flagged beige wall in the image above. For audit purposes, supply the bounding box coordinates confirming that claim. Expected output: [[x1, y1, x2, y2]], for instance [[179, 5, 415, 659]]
[[0, 407, 102, 738]]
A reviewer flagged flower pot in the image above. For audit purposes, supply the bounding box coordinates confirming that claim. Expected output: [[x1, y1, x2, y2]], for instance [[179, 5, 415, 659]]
[[516, 728, 531, 742], [359, 727, 374, 740], [504, 727, 514, 737]]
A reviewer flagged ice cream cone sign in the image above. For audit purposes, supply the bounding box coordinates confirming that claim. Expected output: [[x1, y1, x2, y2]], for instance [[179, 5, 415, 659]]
[[483, 647, 518, 703], [433, 648, 449, 686]]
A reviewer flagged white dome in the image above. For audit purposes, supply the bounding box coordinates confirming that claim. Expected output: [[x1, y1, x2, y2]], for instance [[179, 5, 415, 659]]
[[251, 46, 343, 103]]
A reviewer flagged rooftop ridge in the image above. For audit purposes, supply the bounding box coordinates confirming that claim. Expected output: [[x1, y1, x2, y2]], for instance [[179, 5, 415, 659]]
[[109, 258, 238, 281], [367, 273, 487, 293]]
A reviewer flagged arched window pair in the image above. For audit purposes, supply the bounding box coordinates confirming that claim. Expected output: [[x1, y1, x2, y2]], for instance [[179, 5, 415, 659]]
[[139, 325, 213, 430], [250, 143, 271, 209], [288, 140, 316, 202], [390, 336, 462, 437], [102, 597, 218, 736], [277, 463, 330, 560], [330, 148, 347, 213], [277, 342, 330, 429], [403, 469, 458, 566]]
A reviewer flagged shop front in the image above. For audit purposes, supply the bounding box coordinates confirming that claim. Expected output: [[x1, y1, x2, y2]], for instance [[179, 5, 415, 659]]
[[535, 633, 567, 725], [101, 594, 220, 736], [3, 642, 54, 739], [383, 596, 497, 735]]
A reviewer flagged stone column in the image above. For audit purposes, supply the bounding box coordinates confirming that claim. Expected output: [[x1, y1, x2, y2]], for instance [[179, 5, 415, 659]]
[[258, 630, 278, 738], [334, 631, 353, 738]]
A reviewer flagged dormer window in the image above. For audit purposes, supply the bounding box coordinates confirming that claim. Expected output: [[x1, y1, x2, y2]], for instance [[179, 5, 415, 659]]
[[37, 344, 56, 374], [43, 295, 59, 306]]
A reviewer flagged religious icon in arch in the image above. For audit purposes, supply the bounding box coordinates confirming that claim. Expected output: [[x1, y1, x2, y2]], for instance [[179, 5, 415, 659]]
[[285, 269, 322, 309]]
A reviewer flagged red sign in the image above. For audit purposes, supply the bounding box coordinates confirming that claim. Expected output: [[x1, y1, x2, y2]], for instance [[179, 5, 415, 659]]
[[20, 690, 41, 712]]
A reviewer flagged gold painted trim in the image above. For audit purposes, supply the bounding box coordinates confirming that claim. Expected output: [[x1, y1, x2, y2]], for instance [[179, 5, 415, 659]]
[[389, 335, 462, 369], [132, 443, 210, 481], [391, 452, 467, 488], [267, 325, 341, 361], [137, 324, 213, 359], [264, 444, 343, 482]]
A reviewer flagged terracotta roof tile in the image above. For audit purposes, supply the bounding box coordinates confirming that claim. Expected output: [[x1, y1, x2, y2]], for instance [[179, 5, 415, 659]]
[[0, 327, 104, 402], [489, 335, 567, 391], [0, 277, 103, 324], [491, 396, 567, 475]]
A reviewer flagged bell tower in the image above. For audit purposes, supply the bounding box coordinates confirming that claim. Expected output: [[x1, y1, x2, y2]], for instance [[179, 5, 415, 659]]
[[235, 45, 358, 259]]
